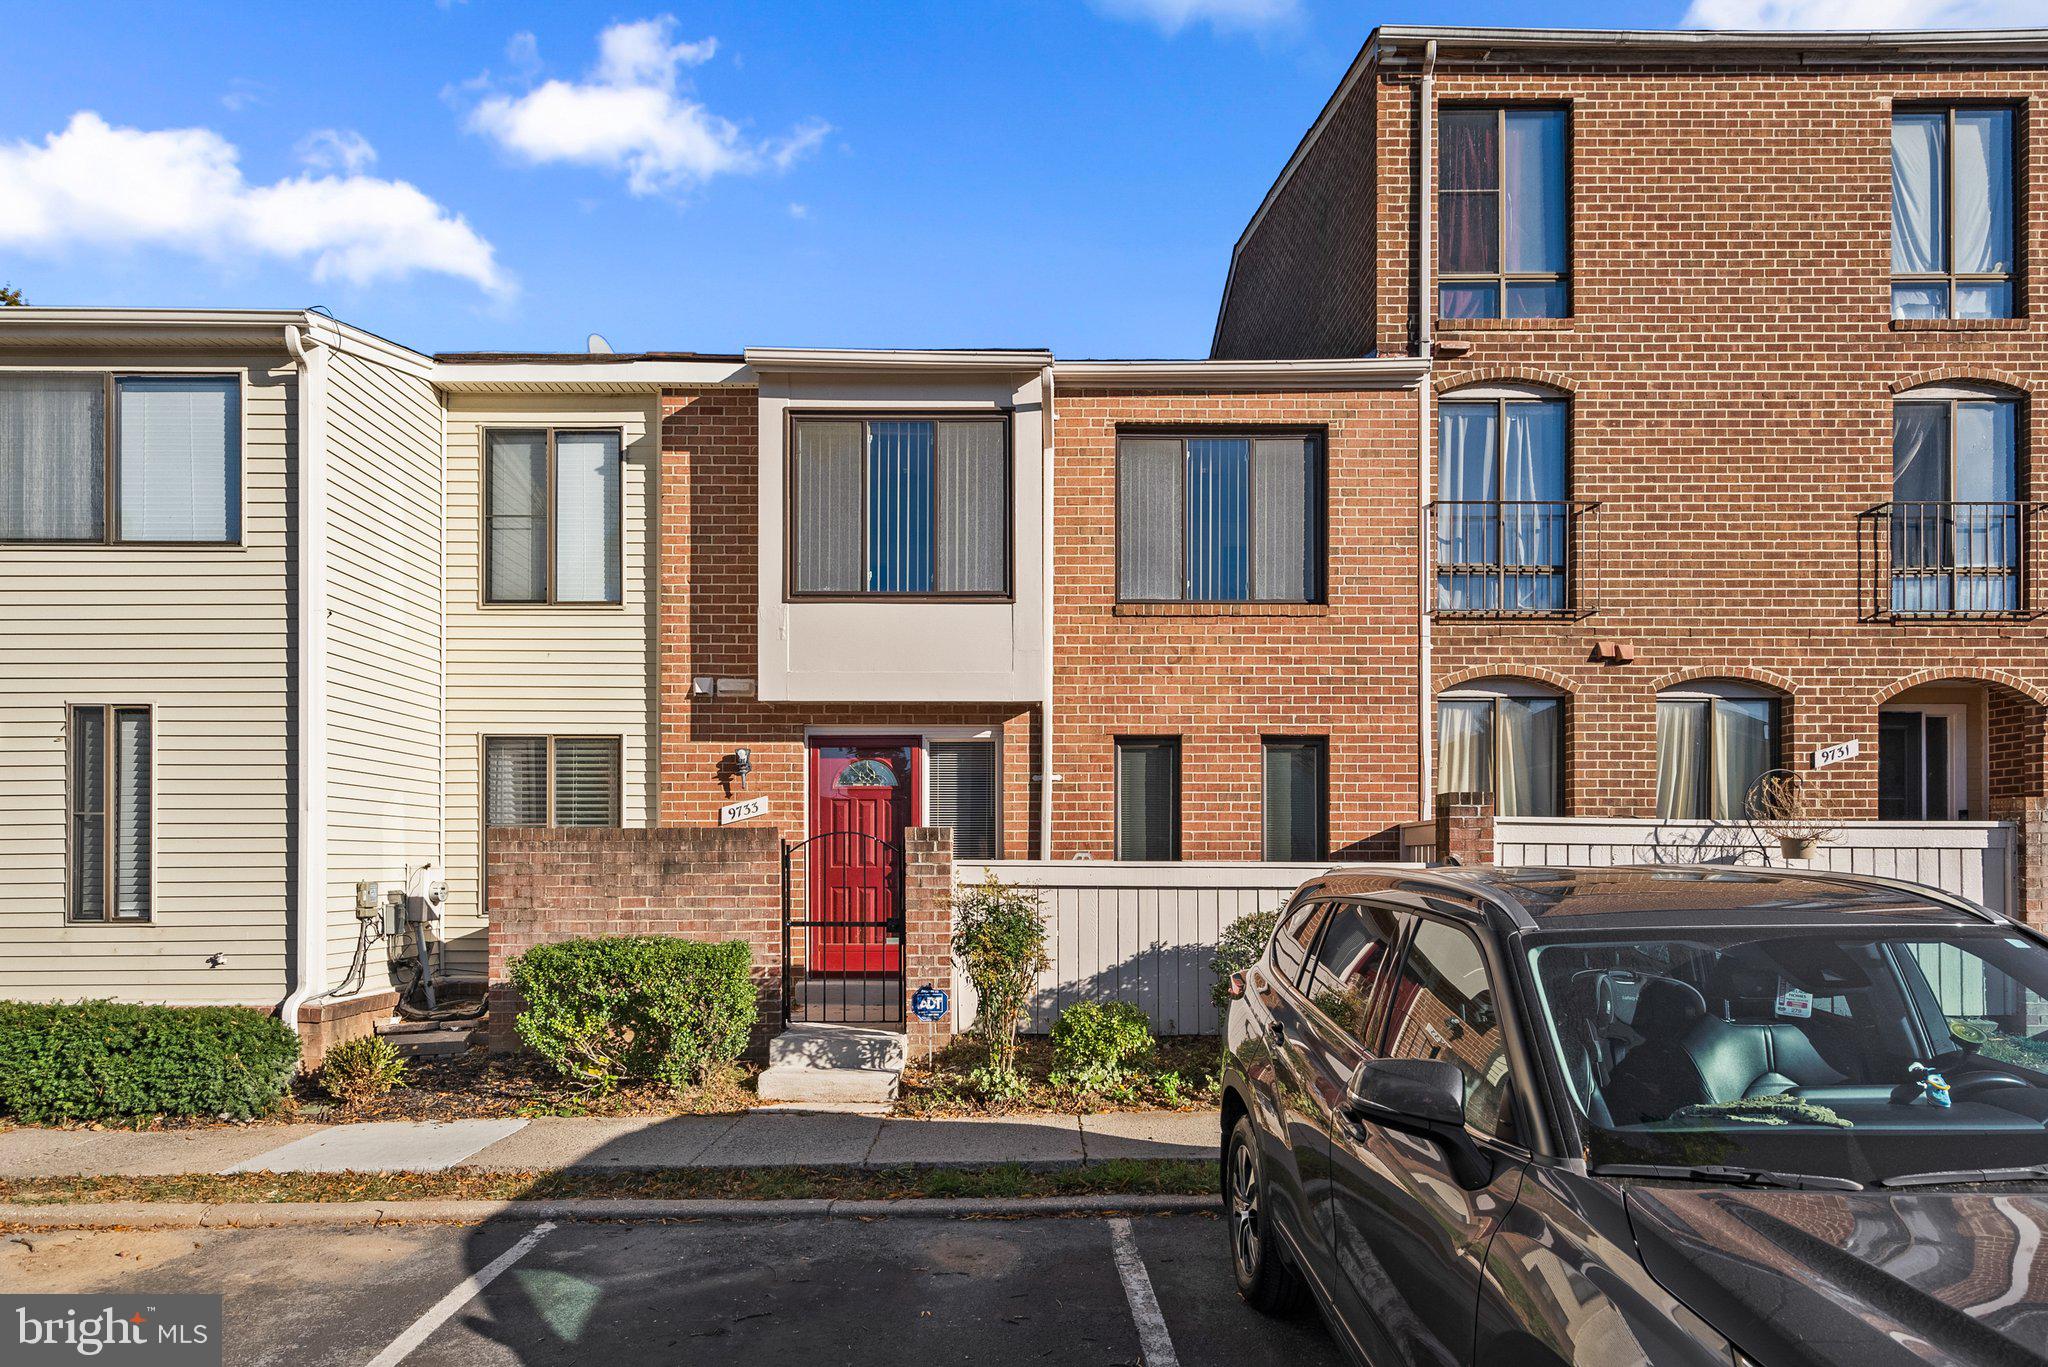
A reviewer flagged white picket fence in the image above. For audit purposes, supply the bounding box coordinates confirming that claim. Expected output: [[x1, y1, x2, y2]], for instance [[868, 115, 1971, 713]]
[[953, 860, 1414, 1035]]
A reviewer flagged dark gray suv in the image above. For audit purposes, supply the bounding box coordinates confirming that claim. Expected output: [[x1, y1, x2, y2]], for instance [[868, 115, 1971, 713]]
[[1219, 865, 2048, 1365]]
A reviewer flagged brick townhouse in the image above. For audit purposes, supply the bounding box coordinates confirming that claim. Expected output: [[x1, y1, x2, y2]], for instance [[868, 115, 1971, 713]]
[[1217, 26, 2048, 854]]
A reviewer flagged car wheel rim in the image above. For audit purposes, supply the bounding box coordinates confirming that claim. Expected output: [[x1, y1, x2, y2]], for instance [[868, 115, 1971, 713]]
[[1229, 1140, 1260, 1277]]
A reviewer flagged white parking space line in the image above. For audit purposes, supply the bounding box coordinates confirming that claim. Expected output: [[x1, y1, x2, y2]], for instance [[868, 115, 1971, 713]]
[[362, 1221, 556, 1367], [1108, 1217, 1182, 1367]]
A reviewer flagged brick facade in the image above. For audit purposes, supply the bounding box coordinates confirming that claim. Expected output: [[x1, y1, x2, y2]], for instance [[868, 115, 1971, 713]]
[[1214, 40, 2048, 896], [484, 825, 784, 1054], [902, 826, 956, 1061], [1050, 383, 1426, 859]]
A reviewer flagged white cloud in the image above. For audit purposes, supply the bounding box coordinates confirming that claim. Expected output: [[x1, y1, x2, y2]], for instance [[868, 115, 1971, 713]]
[[1684, 0, 2043, 25], [0, 112, 506, 294], [295, 128, 378, 174], [220, 78, 271, 113], [788, 201, 808, 219], [465, 15, 828, 196], [1090, 0, 1300, 35]]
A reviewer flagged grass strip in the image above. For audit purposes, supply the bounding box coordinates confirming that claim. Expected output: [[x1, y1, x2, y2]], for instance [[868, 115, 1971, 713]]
[[0, 1159, 1219, 1208]]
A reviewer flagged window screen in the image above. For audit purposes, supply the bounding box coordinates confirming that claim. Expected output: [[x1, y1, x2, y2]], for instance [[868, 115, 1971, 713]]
[[1262, 739, 1326, 861], [929, 739, 999, 859], [1116, 738, 1180, 861]]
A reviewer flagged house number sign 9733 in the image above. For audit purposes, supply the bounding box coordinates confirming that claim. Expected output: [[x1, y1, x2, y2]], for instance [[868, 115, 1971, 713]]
[[719, 797, 770, 825]]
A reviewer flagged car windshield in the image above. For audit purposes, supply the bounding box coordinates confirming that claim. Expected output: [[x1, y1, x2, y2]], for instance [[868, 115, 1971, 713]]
[[1526, 923, 2048, 1184]]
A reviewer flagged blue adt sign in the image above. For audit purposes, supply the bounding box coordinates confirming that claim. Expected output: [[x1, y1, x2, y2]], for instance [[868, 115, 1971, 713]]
[[911, 986, 949, 1022]]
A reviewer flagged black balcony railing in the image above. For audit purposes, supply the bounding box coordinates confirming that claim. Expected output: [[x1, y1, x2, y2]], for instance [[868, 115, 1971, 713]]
[[1429, 499, 1599, 618], [1859, 500, 2045, 621]]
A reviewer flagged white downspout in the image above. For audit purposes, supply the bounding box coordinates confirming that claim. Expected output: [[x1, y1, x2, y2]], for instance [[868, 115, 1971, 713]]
[[279, 321, 331, 1036], [1038, 363, 1057, 859], [1416, 39, 1439, 825]]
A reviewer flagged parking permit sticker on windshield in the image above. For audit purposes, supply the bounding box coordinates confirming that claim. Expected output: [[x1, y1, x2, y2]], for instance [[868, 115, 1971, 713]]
[[1775, 986, 1813, 1019]]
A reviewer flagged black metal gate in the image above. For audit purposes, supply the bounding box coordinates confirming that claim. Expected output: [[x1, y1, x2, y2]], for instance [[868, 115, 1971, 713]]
[[781, 830, 905, 1025]]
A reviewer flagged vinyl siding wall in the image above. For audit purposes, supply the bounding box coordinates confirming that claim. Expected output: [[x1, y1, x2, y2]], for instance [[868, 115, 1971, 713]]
[[0, 351, 294, 1007], [321, 348, 445, 994], [442, 393, 658, 978]]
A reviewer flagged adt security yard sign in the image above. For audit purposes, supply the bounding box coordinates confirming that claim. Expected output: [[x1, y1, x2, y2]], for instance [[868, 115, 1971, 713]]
[[1812, 740, 1859, 770], [719, 796, 769, 825], [911, 986, 949, 1022]]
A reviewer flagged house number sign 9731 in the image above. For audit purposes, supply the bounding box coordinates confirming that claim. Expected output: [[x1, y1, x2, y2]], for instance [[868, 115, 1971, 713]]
[[1812, 740, 1859, 770]]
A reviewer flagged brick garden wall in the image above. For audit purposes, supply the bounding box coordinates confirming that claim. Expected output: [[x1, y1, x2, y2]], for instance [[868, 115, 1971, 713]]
[[1051, 384, 1425, 859], [484, 825, 784, 1054], [1217, 50, 2048, 843]]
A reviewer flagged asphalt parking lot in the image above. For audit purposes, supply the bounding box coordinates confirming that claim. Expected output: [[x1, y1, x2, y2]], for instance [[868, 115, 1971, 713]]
[[0, 1213, 1343, 1367]]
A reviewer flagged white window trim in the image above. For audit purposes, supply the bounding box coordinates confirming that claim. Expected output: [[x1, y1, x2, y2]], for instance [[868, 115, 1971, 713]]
[[1879, 701, 1972, 821]]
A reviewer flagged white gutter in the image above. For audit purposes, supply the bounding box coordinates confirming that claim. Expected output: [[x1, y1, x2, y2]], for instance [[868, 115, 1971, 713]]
[[1416, 40, 1438, 824], [1038, 364, 1057, 859], [1057, 357, 1427, 389], [434, 358, 752, 392], [278, 321, 331, 1037]]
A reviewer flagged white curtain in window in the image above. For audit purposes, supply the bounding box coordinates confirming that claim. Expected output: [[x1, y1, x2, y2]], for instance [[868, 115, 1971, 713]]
[[551, 738, 620, 826], [1711, 698, 1774, 821], [1437, 403, 1499, 610], [935, 421, 1005, 594], [118, 377, 237, 542], [1502, 401, 1567, 610], [1954, 108, 2014, 274], [794, 421, 864, 594], [0, 374, 104, 540], [1892, 403, 1950, 613], [1496, 696, 1560, 818], [1436, 699, 1493, 798], [1503, 110, 1568, 274], [113, 709, 151, 920], [1119, 438, 1183, 600], [1892, 111, 1947, 275], [487, 431, 548, 602], [1656, 699, 1708, 819], [553, 432, 622, 603], [484, 737, 548, 827], [1956, 399, 2019, 610]]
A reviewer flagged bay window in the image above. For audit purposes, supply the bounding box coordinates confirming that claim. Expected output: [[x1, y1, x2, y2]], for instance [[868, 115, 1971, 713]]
[[1117, 432, 1322, 603], [1892, 106, 2016, 320], [790, 416, 1009, 598]]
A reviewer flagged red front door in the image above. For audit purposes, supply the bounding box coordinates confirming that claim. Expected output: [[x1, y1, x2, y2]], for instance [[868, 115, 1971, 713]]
[[806, 738, 919, 975]]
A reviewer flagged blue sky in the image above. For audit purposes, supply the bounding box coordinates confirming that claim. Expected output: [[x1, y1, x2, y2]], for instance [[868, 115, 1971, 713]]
[[0, 0, 2023, 357]]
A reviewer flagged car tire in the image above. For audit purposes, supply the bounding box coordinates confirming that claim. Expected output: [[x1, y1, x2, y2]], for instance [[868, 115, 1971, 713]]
[[1225, 1115, 1309, 1316]]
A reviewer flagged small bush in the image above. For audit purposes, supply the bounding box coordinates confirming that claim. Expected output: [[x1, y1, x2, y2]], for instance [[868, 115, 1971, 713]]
[[0, 1000, 299, 1122], [511, 937, 756, 1093], [1211, 909, 1280, 1012], [317, 1035, 408, 1105], [953, 874, 1051, 1089], [1050, 1001, 1155, 1091]]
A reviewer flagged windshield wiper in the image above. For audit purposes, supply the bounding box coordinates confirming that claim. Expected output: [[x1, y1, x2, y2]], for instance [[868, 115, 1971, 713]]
[[1591, 1163, 1865, 1192], [1880, 1164, 2048, 1189]]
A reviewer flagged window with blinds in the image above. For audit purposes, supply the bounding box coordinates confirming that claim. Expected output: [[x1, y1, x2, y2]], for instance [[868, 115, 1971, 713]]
[[69, 705, 152, 922], [1117, 433, 1321, 603], [1262, 738, 1326, 862], [485, 428, 624, 604], [1115, 738, 1180, 862], [790, 416, 1009, 597], [2, 372, 239, 544], [928, 739, 998, 859], [485, 736, 621, 827]]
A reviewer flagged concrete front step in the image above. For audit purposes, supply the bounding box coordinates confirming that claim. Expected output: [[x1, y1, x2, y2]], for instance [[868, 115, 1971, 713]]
[[768, 1023, 907, 1073], [382, 1026, 476, 1058], [757, 1023, 906, 1104]]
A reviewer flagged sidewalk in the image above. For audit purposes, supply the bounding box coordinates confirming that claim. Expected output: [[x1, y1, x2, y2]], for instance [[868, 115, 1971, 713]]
[[0, 1109, 1219, 1178]]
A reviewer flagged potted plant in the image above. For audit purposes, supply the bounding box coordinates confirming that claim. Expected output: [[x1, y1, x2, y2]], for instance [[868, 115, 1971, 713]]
[[1745, 769, 1836, 862]]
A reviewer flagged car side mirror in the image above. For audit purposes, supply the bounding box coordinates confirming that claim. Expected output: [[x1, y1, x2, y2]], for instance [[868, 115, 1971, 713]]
[[1345, 1057, 1497, 1191]]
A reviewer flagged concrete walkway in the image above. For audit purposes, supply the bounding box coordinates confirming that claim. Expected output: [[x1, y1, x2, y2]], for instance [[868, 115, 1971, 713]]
[[0, 1109, 1219, 1178]]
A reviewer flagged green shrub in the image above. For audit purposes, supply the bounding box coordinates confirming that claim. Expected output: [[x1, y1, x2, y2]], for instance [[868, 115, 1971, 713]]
[[1211, 909, 1280, 1012], [953, 874, 1051, 1089], [510, 937, 756, 1093], [0, 1000, 299, 1122], [317, 1035, 408, 1105], [1049, 1001, 1155, 1091]]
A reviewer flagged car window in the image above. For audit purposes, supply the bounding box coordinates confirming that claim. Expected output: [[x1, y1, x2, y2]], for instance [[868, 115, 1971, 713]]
[[1271, 900, 1329, 988], [1301, 901, 1405, 1043], [1898, 937, 2048, 1071], [1383, 918, 1515, 1138]]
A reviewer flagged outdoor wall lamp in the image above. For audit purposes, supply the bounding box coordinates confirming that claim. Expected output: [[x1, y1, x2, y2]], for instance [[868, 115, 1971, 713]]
[[733, 748, 752, 789]]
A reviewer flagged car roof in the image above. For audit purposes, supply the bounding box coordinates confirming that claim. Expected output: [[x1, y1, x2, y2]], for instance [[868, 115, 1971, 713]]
[[1300, 864, 2003, 935]]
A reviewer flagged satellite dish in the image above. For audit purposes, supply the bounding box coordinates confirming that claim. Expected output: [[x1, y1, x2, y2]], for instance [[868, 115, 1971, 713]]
[[586, 332, 613, 354]]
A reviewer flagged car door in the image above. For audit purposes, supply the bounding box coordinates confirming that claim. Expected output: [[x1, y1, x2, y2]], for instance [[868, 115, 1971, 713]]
[[1328, 913, 1531, 1367], [1250, 897, 1330, 1250]]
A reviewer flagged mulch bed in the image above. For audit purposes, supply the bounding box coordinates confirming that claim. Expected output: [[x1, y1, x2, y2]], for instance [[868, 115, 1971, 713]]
[[896, 1035, 1223, 1118], [303, 1049, 761, 1123]]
